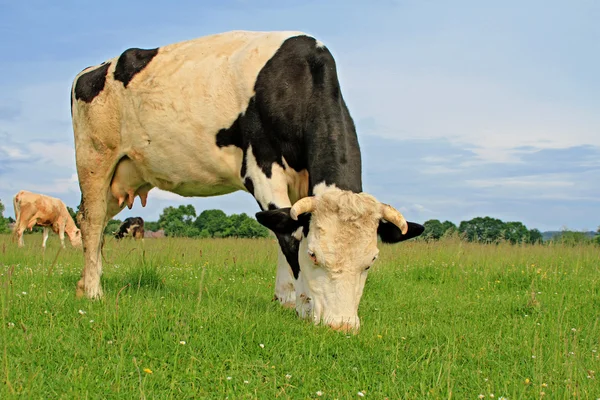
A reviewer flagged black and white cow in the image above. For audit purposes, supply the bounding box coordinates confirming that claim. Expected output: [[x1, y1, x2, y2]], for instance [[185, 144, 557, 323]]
[[114, 217, 144, 240], [71, 30, 424, 331]]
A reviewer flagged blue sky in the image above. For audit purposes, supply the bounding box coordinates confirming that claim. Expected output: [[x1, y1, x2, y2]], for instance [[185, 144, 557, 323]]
[[0, 0, 598, 232]]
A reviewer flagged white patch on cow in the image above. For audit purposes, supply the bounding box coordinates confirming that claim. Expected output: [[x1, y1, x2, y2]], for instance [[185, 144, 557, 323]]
[[244, 145, 291, 209], [312, 182, 339, 196], [315, 40, 326, 49], [291, 226, 303, 241]]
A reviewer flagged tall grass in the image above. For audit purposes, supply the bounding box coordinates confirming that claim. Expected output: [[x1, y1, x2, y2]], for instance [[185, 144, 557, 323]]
[[0, 234, 599, 398]]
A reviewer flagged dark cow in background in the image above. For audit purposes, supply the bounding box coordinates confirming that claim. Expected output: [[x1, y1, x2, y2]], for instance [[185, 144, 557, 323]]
[[114, 217, 144, 240], [71, 30, 424, 331]]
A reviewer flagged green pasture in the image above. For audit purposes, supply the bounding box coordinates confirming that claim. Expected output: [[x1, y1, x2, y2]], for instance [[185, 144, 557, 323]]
[[0, 234, 598, 399]]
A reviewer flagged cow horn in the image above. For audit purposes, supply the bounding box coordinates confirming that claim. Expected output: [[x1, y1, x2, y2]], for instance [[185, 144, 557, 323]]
[[290, 197, 317, 220], [381, 203, 409, 235]]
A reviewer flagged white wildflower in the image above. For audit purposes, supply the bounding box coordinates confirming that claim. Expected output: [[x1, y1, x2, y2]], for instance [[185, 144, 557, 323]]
[[180, 340, 186, 345], [358, 392, 365, 397], [259, 343, 264, 348], [316, 391, 323, 396], [285, 374, 292, 379], [227, 376, 232, 381], [78, 309, 86, 315]]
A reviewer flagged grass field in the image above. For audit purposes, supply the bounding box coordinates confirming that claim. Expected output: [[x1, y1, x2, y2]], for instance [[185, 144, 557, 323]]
[[1, 234, 599, 399]]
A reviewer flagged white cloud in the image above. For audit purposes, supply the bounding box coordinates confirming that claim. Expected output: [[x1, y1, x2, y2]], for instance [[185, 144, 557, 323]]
[[27, 174, 79, 194], [148, 189, 186, 201], [466, 176, 575, 189], [28, 142, 76, 169]]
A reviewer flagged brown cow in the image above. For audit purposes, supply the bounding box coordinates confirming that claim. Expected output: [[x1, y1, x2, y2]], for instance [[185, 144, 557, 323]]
[[13, 190, 82, 248]]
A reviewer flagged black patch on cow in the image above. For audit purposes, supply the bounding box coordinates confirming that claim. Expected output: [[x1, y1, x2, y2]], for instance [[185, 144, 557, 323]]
[[70, 84, 74, 116], [215, 35, 362, 192], [378, 221, 425, 244], [74, 63, 111, 103], [268, 203, 278, 211], [275, 233, 301, 279], [256, 208, 301, 234], [113, 48, 159, 88], [256, 208, 311, 279], [114, 217, 145, 239], [244, 177, 254, 195], [216, 117, 244, 148]]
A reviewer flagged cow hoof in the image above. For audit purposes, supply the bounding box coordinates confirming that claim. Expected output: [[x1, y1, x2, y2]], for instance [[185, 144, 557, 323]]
[[76, 279, 103, 299]]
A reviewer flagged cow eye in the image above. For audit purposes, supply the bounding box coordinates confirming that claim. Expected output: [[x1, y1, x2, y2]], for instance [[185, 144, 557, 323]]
[[308, 250, 317, 263], [372, 255, 378, 262]]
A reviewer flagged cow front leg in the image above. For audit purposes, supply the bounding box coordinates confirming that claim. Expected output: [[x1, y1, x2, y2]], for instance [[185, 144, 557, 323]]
[[243, 150, 297, 308], [274, 248, 296, 308], [58, 226, 66, 248], [42, 227, 50, 248]]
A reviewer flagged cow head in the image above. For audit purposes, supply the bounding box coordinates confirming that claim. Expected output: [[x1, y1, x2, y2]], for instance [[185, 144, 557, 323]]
[[69, 227, 83, 248], [256, 190, 424, 332]]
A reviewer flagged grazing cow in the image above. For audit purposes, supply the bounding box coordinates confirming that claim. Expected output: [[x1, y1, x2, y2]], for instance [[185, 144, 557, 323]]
[[13, 190, 82, 248], [71, 30, 424, 331], [114, 217, 145, 239]]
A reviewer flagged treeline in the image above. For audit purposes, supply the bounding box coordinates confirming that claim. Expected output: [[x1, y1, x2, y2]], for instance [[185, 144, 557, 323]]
[[2, 198, 598, 244], [105, 205, 270, 238], [421, 217, 600, 245]]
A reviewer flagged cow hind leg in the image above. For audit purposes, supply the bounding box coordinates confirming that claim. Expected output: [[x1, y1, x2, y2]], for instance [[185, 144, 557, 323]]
[[16, 226, 25, 247]]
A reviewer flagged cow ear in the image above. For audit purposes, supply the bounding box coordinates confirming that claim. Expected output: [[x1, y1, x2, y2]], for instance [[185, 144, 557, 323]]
[[378, 221, 424, 243], [256, 207, 303, 234]]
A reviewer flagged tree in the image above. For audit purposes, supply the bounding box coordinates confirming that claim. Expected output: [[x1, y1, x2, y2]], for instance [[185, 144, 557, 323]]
[[459, 217, 505, 243], [194, 209, 230, 237], [441, 220, 457, 236], [0, 200, 10, 234], [501, 221, 530, 244], [67, 206, 78, 226], [422, 219, 444, 240], [228, 213, 269, 238], [104, 219, 122, 235], [159, 205, 198, 237], [527, 228, 543, 244]]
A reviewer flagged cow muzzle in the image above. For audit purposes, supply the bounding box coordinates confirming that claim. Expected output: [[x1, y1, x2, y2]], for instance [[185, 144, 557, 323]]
[[327, 320, 360, 333]]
